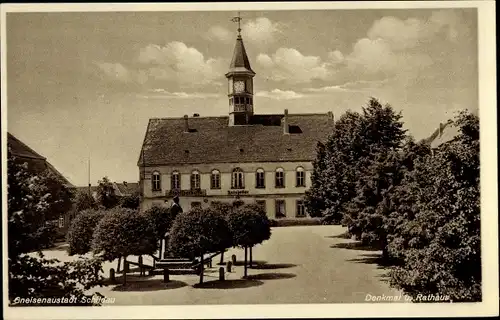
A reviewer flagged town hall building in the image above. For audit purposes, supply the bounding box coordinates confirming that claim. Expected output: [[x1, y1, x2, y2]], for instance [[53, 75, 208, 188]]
[[138, 22, 334, 219]]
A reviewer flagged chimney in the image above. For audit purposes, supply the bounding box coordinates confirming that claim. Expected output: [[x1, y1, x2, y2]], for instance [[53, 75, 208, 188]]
[[183, 115, 189, 132], [283, 109, 289, 134], [193, 113, 200, 117], [328, 111, 334, 120]]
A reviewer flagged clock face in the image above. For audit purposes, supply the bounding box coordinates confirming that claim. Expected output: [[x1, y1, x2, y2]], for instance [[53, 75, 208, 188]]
[[234, 80, 245, 93]]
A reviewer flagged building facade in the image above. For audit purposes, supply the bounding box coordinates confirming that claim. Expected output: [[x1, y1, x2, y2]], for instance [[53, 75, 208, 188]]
[[138, 27, 334, 219]]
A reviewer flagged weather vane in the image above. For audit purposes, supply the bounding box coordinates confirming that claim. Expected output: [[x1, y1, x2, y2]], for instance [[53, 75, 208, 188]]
[[231, 11, 242, 36]]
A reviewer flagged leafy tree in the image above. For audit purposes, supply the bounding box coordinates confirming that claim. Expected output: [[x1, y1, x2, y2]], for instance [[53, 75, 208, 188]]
[[120, 193, 140, 210], [7, 150, 103, 304], [227, 204, 272, 277], [67, 209, 104, 256], [388, 111, 480, 302], [209, 201, 235, 264], [142, 205, 180, 259], [74, 190, 97, 212], [92, 207, 157, 284], [168, 207, 233, 283], [306, 98, 406, 225], [96, 176, 119, 209]]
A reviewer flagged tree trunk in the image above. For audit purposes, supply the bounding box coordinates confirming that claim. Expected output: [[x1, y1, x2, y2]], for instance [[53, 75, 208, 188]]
[[249, 246, 253, 267], [219, 251, 224, 265], [199, 253, 204, 284], [117, 256, 122, 273], [123, 256, 127, 285], [244, 246, 248, 278]]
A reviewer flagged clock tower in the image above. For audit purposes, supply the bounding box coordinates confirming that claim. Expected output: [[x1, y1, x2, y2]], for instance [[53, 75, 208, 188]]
[[226, 14, 255, 126]]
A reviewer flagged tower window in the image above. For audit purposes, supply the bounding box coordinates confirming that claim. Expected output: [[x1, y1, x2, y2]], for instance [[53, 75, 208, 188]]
[[235, 96, 240, 105], [275, 168, 285, 188], [296, 167, 305, 187], [171, 171, 180, 190], [256, 168, 265, 188], [152, 171, 161, 191], [211, 169, 221, 189], [232, 168, 244, 189], [249, 97, 252, 105], [190, 170, 200, 190]]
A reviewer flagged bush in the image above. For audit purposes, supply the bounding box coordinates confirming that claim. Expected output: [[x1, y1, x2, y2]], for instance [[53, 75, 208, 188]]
[[168, 207, 232, 283], [67, 209, 104, 255], [227, 204, 271, 276], [269, 217, 323, 227], [120, 193, 140, 210], [388, 111, 480, 302], [142, 205, 178, 241], [92, 207, 157, 262]]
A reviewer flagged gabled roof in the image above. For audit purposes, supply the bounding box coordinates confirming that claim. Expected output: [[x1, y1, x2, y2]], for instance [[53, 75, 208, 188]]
[[138, 113, 334, 166], [8, 132, 46, 160], [227, 35, 254, 74], [114, 182, 139, 196], [8, 132, 74, 187], [421, 120, 460, 149]]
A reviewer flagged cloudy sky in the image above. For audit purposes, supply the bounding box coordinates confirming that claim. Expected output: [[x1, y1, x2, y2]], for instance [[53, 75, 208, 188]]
[[6, 8, 478, 186]]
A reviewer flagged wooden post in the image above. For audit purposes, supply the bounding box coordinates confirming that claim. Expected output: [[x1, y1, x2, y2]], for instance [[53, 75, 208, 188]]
[[231, 254, 237, 265], [244, 246, 248, 278], [139, 255, 144, 276], [249, 246, 253, 267], [163, 268, 170, 283], [117, 256, 122, 273], [219, 267, 225, 281], [226, 261, 232, 273], [199, 254, 204, 284], [123, 256, 128, 285], [219, 251, 224, 265], [208, 259, 212, 268], [110, 268, 116, 282]]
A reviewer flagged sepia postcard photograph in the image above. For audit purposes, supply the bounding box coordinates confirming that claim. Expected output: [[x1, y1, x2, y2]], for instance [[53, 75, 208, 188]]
[[1, 1, 498, 319]]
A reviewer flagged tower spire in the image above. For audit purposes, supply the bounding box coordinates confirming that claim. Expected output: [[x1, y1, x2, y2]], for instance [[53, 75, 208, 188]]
[[231, 11, 242, 38]]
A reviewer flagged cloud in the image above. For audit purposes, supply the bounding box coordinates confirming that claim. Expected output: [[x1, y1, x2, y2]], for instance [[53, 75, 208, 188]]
[[205, 26, 233, 43], [256, 89, 304, 100], [305, 79, 391, 93], [96, 62, 131, 82], [137, 41, 226, 87], [342, 10, 463, 75], [256, 48, 331, 83], [242, 17, 282, 44], [140, 89, 220, 99]]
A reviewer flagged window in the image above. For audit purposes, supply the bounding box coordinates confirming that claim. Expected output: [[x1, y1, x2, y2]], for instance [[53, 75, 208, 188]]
[[275, 168, 285, 188], [235, 96, 240, 105], [58, 216, 64, 228], [249, 97, 253, 105], [171, 171, 180, 190], [255, 168, 265, 188], [211, 169, 221, 189], [296, 167, 305, 187], [256, 200, 266, 213], [296, 200, 306, 217], [275, 200, 286, 218], [152, 171, 161, 191], [190, 170, 200, 190], [232, 168, 244, 189], [191, 202, 202, 209]]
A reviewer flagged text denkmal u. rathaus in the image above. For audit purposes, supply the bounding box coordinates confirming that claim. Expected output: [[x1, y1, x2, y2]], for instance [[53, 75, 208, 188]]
[[138, 22, 334, 219]]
